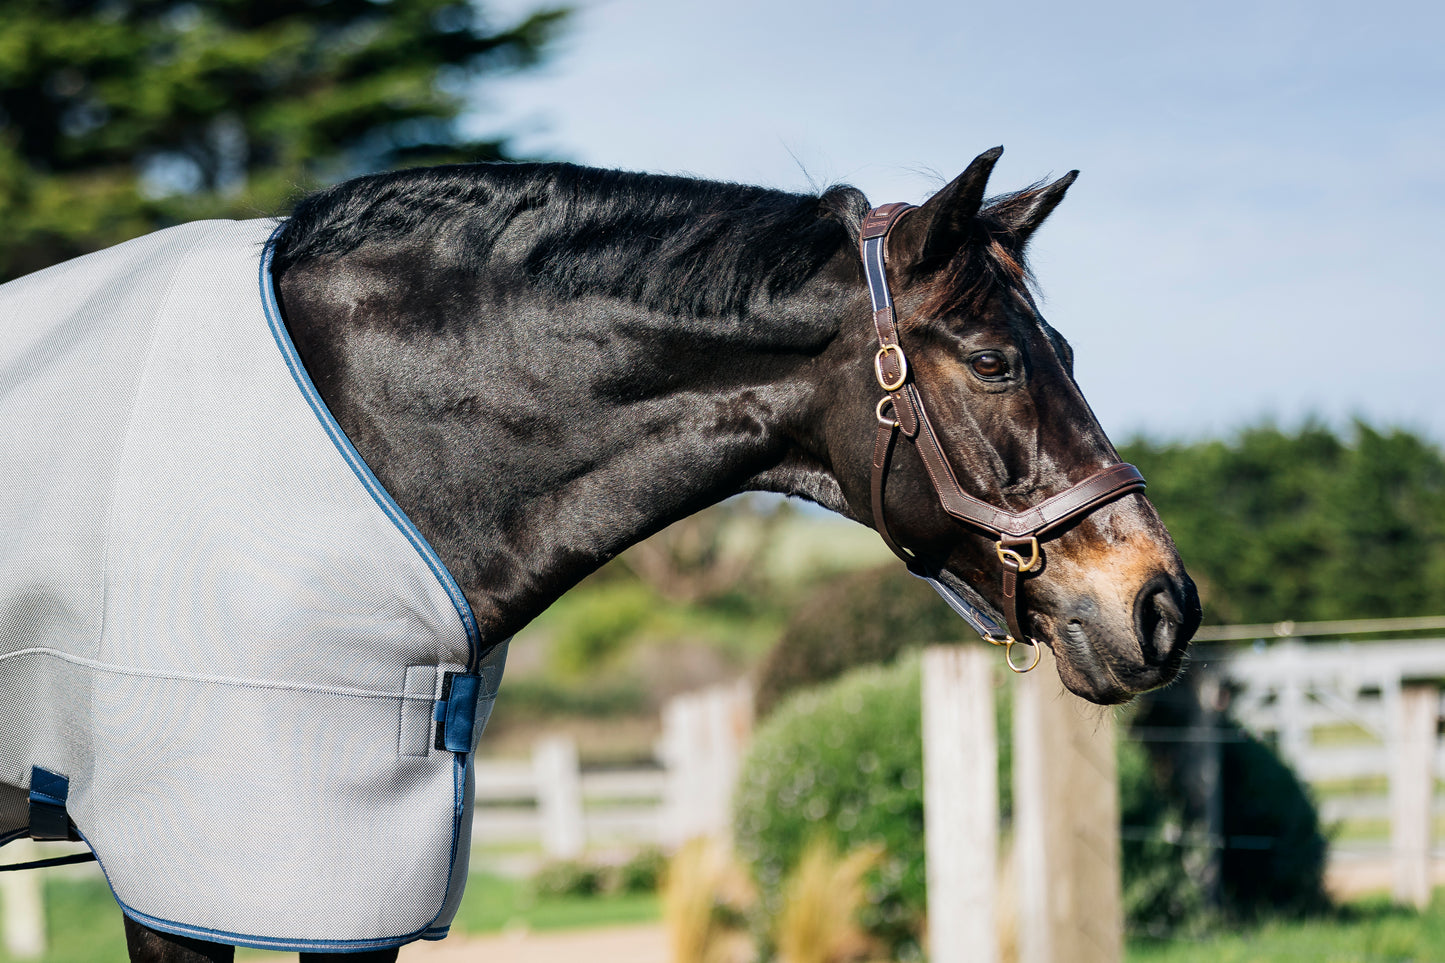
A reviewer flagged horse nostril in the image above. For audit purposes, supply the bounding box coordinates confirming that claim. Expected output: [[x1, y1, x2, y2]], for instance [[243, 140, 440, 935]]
[[1134, 575, 1189, 665]]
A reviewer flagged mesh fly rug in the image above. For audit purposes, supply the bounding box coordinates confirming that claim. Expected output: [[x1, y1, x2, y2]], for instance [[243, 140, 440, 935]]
[[0, 218, 507, 952]]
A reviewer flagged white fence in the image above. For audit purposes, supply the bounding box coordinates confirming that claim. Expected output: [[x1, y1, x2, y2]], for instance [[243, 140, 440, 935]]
[[1209, 634, 1445, 908], [1220, 638, 1445, 783], [472, 680, 752, 858]]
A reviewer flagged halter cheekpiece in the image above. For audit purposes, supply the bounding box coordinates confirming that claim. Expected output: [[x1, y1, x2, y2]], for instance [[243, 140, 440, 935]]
[[860, 202, 1148, 672]]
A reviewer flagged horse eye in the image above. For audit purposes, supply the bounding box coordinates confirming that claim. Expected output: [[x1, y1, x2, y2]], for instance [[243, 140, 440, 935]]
[[970, 351, 1009, 379]]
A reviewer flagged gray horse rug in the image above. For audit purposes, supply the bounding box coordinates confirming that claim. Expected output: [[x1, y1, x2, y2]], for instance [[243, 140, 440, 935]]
[[0, 218, 506, 953]]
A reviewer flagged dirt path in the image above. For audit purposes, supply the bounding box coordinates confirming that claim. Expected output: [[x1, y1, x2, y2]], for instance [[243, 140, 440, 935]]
[[398, 923, 668, 963]]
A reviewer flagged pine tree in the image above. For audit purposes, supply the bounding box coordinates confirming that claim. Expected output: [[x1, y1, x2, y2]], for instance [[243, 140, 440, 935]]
[[0, 0, 567, 279]]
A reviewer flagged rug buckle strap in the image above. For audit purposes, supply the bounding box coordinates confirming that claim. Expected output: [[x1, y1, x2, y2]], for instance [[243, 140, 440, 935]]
[[433, 672, 483, 755], [28, 766, 78, 842]]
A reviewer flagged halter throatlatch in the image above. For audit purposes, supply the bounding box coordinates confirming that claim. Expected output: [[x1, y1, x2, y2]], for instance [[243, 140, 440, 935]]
[[860, 203, 1148, 673]]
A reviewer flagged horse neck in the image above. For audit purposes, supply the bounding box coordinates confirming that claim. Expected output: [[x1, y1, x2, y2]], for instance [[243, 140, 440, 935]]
[[276, 245, 859, 643]]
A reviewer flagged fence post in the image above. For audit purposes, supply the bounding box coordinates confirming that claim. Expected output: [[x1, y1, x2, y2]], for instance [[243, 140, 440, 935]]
[[701, 681, 752, 840], [1013, 648, 1122, 963], [0, 841, 45, 959], [922, 644, 998, 963], [1391, 682, 1438, 909], [534, 734, 585, 859], [659, 682, 753, 845], [659, 691, 706, 846]]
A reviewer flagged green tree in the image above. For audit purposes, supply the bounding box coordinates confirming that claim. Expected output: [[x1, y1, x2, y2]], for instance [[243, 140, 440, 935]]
[[1121, 421, 1445, 624], [0, 0, 567, 279]]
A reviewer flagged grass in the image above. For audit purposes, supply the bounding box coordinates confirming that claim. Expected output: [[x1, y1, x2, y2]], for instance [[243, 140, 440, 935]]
[[1127, 893, 1445, 963], [9, 871, 1444, 963], [1310, 722, 1383, 748], [0, 875, 126, 963], [0, 870, 658, 963], [1324, 815, 1445, 845], [450, 872, 660, 935]]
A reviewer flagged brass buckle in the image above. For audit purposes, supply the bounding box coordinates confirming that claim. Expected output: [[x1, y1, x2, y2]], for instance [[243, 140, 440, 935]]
[[984, 633, 1041, 673], [876, 396, 899, 428], [996, 537, 1041, 573], [874, 344, 908, 392]]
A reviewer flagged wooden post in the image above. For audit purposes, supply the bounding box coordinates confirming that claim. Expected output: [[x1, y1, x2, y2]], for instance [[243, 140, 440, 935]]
[[534, 735, 585, 859], [700, 682, 752, 841], [659, 682, 754, 845], [1391, 683, 1438, 909], [0, 841, 45, 959], [922, 644, 999, 963], [1013, 648, 1123, 963], [1197, 673, 1225, 908], [659, 691, 705, 846]]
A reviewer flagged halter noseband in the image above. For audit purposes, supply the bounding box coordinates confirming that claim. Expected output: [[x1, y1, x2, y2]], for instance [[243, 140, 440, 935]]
[[860, 202, 1147, 672]]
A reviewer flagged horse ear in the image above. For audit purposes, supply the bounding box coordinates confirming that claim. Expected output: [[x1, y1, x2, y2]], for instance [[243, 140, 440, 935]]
[[991, 170, 1079, 247], [895, 146, 1004, 269]]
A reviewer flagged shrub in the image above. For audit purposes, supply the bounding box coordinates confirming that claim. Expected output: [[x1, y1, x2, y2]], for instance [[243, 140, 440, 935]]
[[548, 582, 658, 676], [531, 859, 605, 898], [1219, 726, 1330, 916], [753, 565, 964, 719], [737, 656, 1329, 951], [531, 847, 670, 899], [1127, 684, 1330, 929], [617, 846, 669, 894], [1118, 733, 1204, 935], [734, 657, 927, 959]]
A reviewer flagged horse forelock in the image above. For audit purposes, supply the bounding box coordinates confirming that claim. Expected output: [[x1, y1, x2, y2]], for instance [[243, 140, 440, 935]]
[[905, 182, 1058, 330]]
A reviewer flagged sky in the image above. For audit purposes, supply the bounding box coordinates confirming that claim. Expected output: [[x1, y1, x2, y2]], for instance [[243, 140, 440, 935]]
[[469, 0, 1444, 443]]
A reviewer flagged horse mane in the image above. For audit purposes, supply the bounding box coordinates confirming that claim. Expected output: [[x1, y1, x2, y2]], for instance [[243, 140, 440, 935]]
[[271, 162, 871, 320]]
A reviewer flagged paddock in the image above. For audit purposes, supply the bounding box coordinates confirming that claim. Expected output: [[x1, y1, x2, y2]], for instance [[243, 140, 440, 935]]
[[7, 624, 1443, 961]]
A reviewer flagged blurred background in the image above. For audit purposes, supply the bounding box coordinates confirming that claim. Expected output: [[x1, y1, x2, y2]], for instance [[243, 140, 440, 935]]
[[1, 0, 1443, 961]]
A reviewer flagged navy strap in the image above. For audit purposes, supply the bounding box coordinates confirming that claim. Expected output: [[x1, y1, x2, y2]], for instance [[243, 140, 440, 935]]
[[434, 672, 482, 753], [0, 852, 97, 873], [28, 767, 75, 842], [1, 766, 99, 873]]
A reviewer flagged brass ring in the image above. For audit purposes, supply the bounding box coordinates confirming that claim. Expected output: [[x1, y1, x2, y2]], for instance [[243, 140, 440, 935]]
[[996, 537, 1041, 573], [1005, 638, 1041, 673], [874, 345, 908, 392], [876, 396, 899, 428]]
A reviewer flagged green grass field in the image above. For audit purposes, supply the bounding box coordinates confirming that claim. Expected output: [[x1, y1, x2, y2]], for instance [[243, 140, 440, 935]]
[[5, 873, 1445, 962], [0, 871, 660, 963], [1126, 894, 1445, 962]]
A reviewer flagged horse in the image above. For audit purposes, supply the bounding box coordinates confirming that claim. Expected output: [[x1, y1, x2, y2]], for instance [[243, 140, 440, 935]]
[[0, 146, 1199, 962]]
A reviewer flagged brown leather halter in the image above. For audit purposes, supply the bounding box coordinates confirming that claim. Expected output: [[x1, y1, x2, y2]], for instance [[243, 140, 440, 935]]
[[860, 202, 1148, 671]]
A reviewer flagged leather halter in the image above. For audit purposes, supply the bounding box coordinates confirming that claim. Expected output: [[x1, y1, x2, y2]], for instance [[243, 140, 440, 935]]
[[860, 202, 1148, 672]]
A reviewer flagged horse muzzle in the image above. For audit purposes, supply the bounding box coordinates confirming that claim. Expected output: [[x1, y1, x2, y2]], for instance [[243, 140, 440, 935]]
[[1043, 570, 1200, 705]]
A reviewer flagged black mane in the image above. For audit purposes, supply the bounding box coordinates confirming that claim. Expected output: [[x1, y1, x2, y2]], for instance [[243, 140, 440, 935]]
[[271, 161, 870, 320]]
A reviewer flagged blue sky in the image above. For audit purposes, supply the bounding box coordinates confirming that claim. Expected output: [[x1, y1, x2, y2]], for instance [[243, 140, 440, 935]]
[[471, 0, 1444, 442]]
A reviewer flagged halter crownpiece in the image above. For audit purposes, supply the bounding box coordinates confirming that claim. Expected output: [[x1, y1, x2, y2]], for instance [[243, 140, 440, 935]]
[[860, 203, 1148, 673]]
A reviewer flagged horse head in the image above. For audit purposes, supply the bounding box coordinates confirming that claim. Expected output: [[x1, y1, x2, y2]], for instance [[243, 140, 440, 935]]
[[824, 147, 1200, 704]]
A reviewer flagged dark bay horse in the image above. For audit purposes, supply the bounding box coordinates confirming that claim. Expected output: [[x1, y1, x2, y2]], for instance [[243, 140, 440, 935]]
[[60, 146, 1198, 961]]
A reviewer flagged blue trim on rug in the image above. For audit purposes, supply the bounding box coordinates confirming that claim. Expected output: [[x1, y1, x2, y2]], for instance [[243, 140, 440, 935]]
[[256, 223, 481, 661], [427, 753, 471, 936]]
